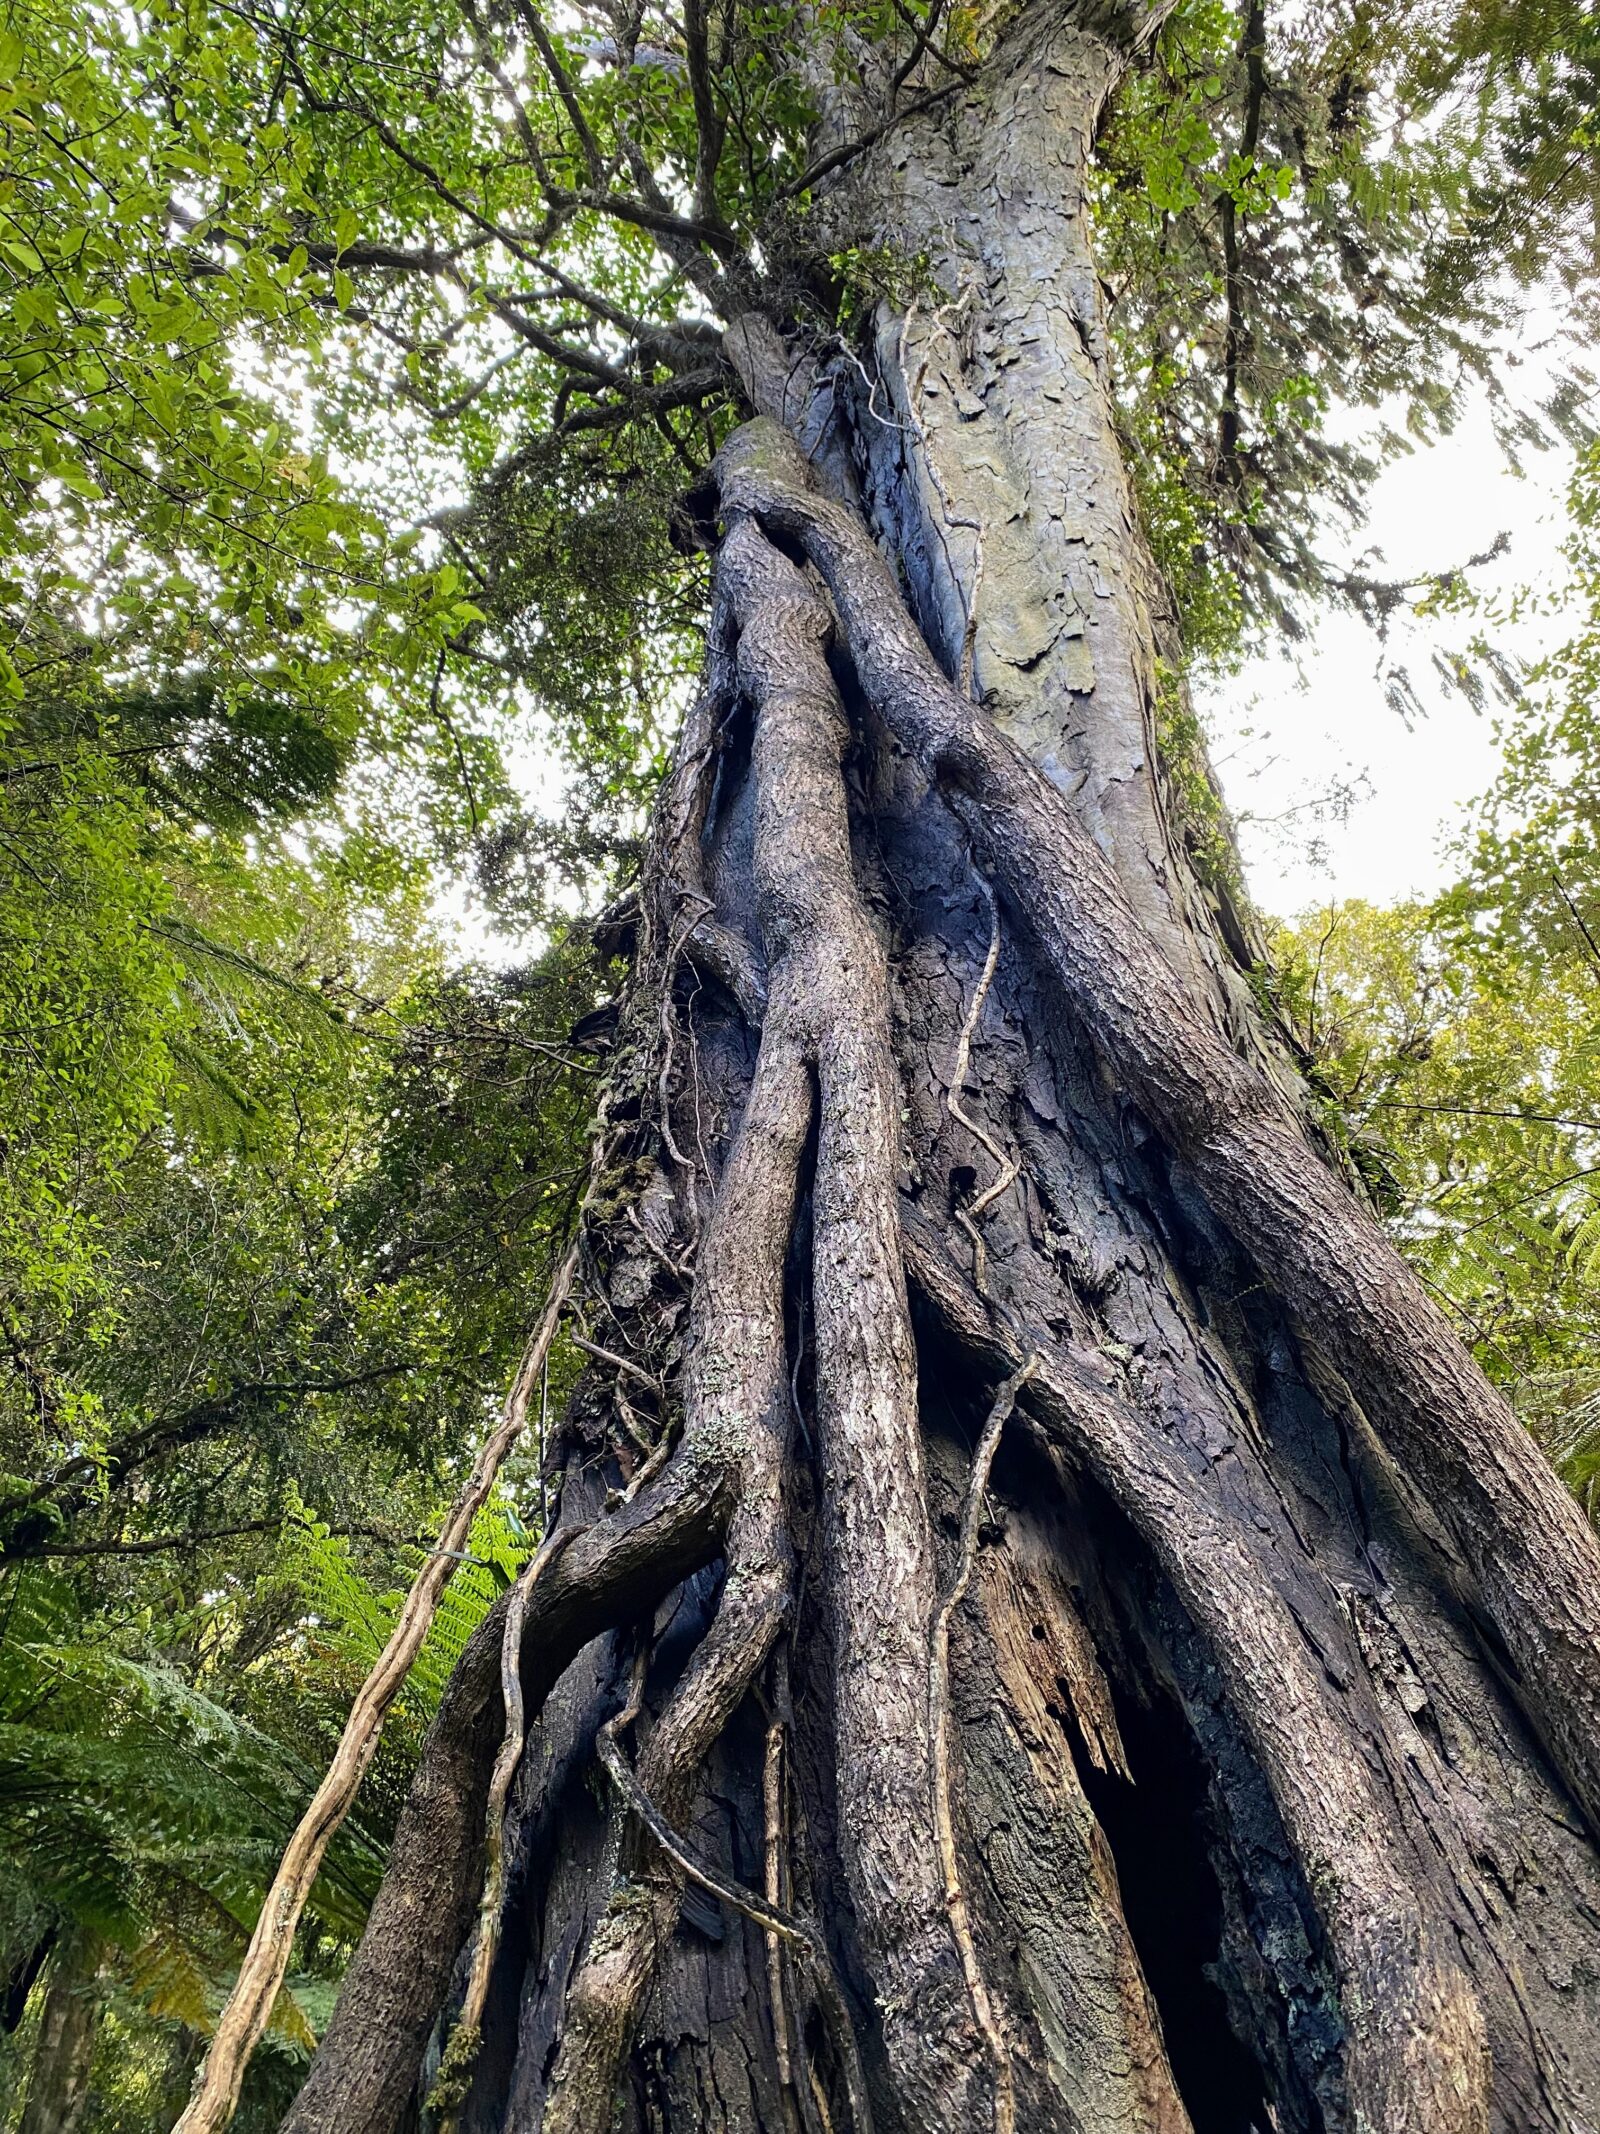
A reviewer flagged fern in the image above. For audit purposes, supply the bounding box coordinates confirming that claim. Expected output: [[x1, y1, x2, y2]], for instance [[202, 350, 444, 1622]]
[[0, 1567, 386, 2055], [283, 1489, 535, 1719], [1567, 1193, 1600, 1287], [153, 919, 361, 1149], [1519, 1372, 1600, 1519]]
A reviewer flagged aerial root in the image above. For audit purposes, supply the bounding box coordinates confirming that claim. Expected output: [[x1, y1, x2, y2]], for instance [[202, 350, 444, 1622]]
[[716, 411, 1600, 1848], [928, 1356, 1037, 2134], [724, 506, 991, 2125], [596, 1717, 875, 2134], [944, 869, 1019, 1298]]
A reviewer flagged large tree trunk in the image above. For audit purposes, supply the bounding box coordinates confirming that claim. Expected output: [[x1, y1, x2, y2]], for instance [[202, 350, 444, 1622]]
[[283, 9, 1600, 2132]]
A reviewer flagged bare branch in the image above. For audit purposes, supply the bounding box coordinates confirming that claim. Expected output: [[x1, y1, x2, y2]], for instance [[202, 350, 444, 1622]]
[[508, 0, 608, 188]]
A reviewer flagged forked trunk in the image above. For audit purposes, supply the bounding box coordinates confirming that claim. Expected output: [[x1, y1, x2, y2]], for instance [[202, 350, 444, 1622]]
[[282, 11, 1600, 2133]]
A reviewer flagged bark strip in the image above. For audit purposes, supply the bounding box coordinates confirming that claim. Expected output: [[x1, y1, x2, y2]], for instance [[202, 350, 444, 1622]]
[[928, 1358, 1037, 2134]]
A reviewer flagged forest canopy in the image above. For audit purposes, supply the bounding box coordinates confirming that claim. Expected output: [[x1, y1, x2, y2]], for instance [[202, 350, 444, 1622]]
[[1, 0, 1597, 2123]]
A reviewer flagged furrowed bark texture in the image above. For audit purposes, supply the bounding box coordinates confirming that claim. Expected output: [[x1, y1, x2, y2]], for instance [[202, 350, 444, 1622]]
[[283, 6, 1600, 2132], [18, 1941, 103, 2134]]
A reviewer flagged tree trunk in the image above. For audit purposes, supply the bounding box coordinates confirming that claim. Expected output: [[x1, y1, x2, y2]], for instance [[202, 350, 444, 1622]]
[[18, 1940, 103, 2134], [282, 8, 1600, 2132]]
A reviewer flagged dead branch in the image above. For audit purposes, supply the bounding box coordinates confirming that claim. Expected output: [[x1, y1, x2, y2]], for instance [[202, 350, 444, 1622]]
[[175, 1227, 591, 2134]]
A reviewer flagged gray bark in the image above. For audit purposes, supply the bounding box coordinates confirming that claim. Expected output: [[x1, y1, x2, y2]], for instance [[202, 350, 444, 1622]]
[[18, 1942, 102, 2134], [282, 6, 1600, 2131]]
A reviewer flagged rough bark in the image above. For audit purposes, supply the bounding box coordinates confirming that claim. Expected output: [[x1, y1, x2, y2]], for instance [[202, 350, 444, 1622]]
[[280, 5, 1600, 2131], [19, 1941, 103, 2134]]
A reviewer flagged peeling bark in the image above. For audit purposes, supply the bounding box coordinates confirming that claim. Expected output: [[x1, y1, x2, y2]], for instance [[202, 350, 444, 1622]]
[[282, 6, 1600, 2130]]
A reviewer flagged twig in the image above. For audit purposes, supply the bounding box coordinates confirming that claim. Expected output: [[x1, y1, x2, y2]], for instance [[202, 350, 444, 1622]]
[[14, 1518, 284, 1560], [775, 80, 964, 199], [620, 1405, 681, 1505], [1369, 1099, 1600, 1133], [1553, 864, 1600, 982], [945, 873, 1020, 1295], [569, 1333, 665, 1399], [928, 1358, 1037, 2134], [613, 1390, 656, 1459], [596, 1729, 874, 2133], [626, 1202, 694, 1282]]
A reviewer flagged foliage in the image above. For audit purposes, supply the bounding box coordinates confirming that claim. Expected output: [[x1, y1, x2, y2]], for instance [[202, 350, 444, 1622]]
[[0, 0, 490, 723], [0, 873, 603, 2107], [0, 1566, 376, 2121], [1276, 443, 1600, 1522], [1095, 0, 1599, 664], [0, 0, 1596, 2119], [283, 1492, 534, 1729]]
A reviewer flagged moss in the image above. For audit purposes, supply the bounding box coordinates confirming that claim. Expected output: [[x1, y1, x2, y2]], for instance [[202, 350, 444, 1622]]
[[1150, 663, 1245, 909], [586, 1152, 655, 1224], [425, 2020, 483, 2117]]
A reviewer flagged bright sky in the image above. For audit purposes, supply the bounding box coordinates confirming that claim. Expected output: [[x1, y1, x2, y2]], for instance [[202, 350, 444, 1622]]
[[1204, 381, 1576, 924]]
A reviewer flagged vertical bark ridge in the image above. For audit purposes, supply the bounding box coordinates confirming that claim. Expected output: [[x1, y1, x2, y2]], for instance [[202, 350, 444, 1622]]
[[717, 419, 1600, 1852], [949, 1488, 1196, 2133], [718, 512, 992, 2130], [845, 14, 1260, 1028]]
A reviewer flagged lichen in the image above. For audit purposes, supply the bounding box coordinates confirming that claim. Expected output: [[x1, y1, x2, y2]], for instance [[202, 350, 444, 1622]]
[[586, 1879, 654, 1960]]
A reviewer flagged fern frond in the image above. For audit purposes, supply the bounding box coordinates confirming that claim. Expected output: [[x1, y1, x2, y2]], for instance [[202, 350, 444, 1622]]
[[282, 1495, 534, 1720]]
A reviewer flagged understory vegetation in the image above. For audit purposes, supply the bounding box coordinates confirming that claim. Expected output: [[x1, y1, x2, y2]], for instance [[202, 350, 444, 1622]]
[[1, 0, 1597, 2123]]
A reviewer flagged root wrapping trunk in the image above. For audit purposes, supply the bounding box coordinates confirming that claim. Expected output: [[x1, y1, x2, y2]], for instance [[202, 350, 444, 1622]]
[[279, 10, 1600, 2130]]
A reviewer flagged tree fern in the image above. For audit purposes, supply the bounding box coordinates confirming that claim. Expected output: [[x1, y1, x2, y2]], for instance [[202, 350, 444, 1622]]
[[0, 1567, 387, 2062]]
